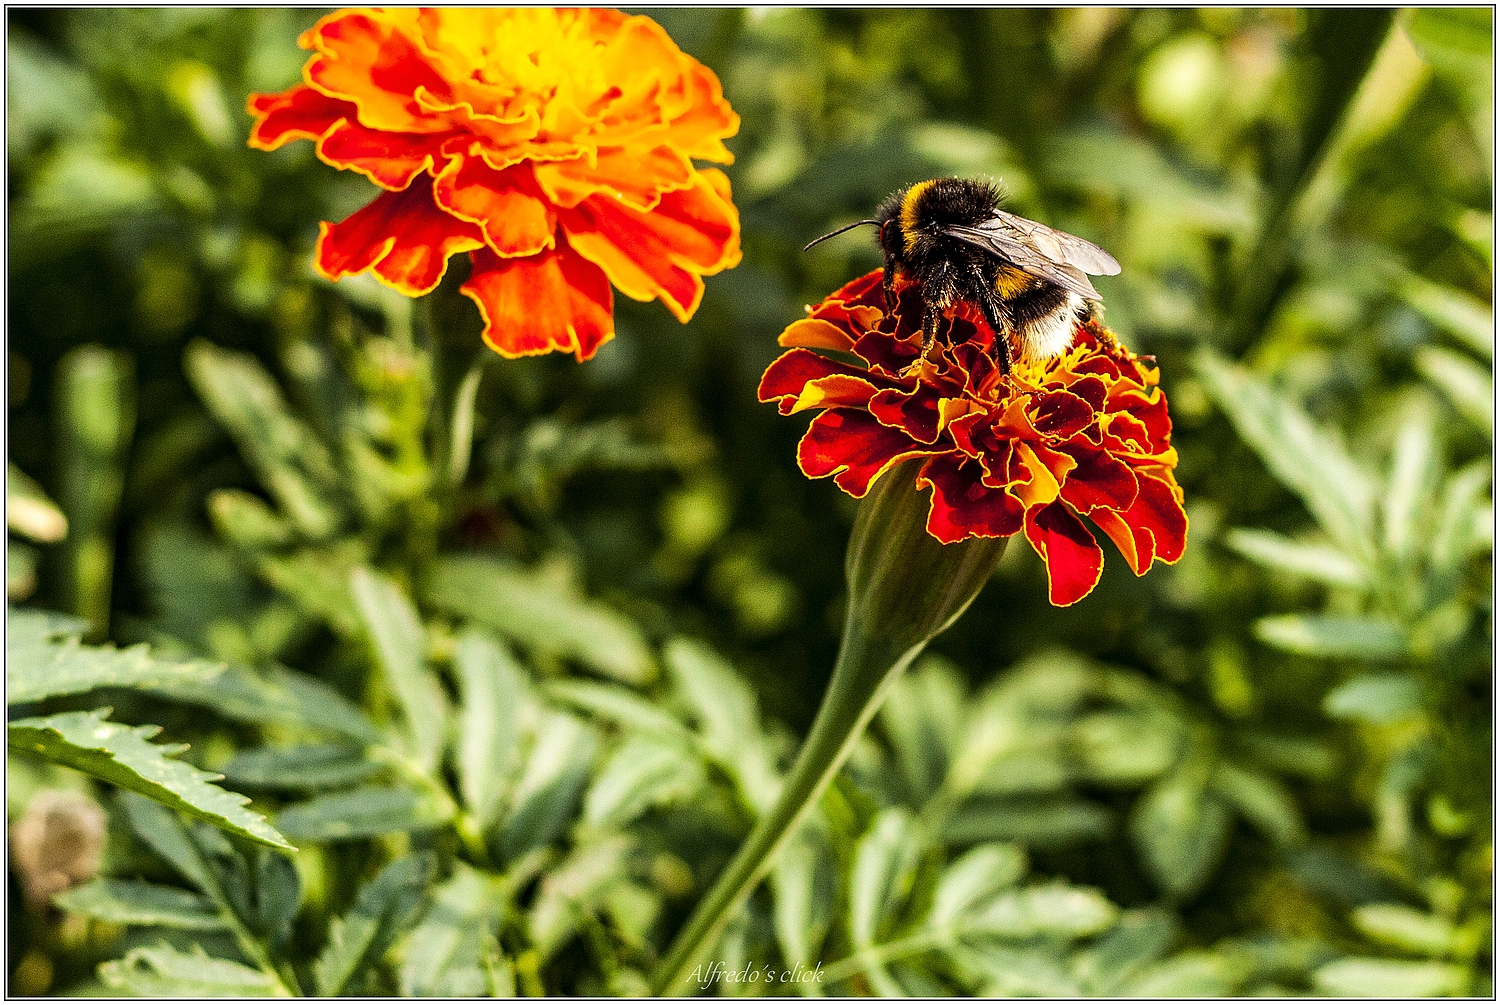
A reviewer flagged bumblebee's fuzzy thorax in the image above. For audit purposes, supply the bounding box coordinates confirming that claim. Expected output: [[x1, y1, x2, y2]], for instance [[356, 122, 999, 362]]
[[878, 178, 1002, 266]]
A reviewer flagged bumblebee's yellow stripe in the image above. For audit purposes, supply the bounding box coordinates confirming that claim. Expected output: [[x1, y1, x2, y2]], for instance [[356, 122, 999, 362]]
[[993, 265, 1032, 298], [899, 180, 935, 255]]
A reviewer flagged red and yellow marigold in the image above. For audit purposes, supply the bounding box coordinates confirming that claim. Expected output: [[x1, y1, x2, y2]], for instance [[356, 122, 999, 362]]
[[249, 7, 741, 361], [759, 270, 1187, 606]]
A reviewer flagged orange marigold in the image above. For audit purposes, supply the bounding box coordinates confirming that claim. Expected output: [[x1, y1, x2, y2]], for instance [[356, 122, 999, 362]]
[[248, 7, 742, 361]]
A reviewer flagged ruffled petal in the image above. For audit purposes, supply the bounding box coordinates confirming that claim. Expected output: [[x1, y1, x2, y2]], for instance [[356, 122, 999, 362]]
[[1024, 501, 1105, 606], [533, 145, 694, 211], [1123, 472, 1189, 565], [302, 9, 457, 133], [798, 410, 936, 498], [758, 349, 888, 415], [433, 155, 556, 257], [1057, 444, 1139, 514], [918, 453, 1024, 543], [558, 169, 739, 321], [316, 176, 484, 295], [461, 245, 614, 361], [248, 84, 354, 149], [317, 120, 441, 190]]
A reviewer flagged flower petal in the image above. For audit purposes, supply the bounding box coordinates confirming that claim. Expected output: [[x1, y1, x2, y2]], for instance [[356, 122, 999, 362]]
[[316, 176, 484, 295], [758, 349, 886, 415], [248, 84, 354, 149], [1057, 444, 1139, 514], [918, 454, 1024, 543], [533, 145, 694, 211], [317, 120, 441, 190], [303, 9, 456, 134], [778, 318, 858, 352], [558, 169, 739, 321], [462, 245, 614, 362], [798, 410, 937, 498], [1124, 472, 1189, 565], [433, 155, 556, 257], [1024, 502, 1105, 606]]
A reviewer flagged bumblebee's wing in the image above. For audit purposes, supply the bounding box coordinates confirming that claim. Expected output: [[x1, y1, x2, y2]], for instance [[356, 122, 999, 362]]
[[942, 211, 1120, 301]]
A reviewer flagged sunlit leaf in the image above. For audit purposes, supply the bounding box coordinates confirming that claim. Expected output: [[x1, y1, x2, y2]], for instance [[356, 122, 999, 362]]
[[350, 567, 448, 773], [1314, 957, 1470, 997], [276, 786, 451, 843], [100, 943, 277, 998], [1222, 528, 1368, 589], [453, 630, 528, 828], [9, 710, 291, 850], [220, 744, 382, 792], [1255, 614, 1406, 659], [400, 864, 499, 997], [54, 878, 227, 931], [1414, 345, 1493, 434], [848, 808, 925, 947], [1323, 673, 1422, 724]]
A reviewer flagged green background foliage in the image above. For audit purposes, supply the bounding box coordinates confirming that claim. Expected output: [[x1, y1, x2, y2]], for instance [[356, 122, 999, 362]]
[[7, 7, 1492, 997]]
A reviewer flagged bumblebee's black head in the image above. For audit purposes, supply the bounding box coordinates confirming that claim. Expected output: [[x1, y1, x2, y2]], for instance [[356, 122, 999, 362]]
[[876, 177, 1002, 264]]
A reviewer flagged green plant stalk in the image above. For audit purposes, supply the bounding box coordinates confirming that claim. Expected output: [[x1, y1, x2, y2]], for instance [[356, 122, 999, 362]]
[[651, 460, 1008, 995]]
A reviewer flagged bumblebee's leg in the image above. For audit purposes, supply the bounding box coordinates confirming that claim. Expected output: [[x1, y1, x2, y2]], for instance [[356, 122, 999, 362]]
[[920, 302, 941, 355], [973, 270, 1014, 374], [882, 252, 898, 310]]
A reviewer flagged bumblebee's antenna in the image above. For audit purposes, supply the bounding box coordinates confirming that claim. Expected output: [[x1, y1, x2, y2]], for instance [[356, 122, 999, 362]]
[[802, 219, 879, 252]]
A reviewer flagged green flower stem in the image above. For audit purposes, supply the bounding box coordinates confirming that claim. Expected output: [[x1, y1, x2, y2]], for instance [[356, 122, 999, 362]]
[[651, 460, 1007, 995]]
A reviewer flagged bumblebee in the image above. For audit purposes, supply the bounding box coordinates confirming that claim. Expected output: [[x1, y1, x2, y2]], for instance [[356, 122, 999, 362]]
[[805, 177, 1120, 372]]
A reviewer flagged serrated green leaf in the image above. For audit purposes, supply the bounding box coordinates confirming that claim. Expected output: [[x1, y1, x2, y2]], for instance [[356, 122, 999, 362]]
[[424, 554, 655, 684], [7, 607, 221, 705], [9, 710, 291, 850], [184, 339, 342, 540], [930, 843, 1028, 930], [582, 734, 705, 831], [849, 808, 925, 947], [121, 793, 220, 895], [1254, 614, 1406, 659], [1222, 528, 1368, 589], [100, 943, 278, 998], [144, 662, 381, 746], [350, 567, 448, 772], [1323, 673, 1422, 724], [400, 864, 498, 997], [221, 744, 382, 791], [315, 854, 435, 996], [453, 630, 527, 827], [276, 785, 452, 843], [1314, 957, 1470, 997], [1415, 345, 1493, 433], [54, 878, 227, 930], [1196, 352, 1376, 560]]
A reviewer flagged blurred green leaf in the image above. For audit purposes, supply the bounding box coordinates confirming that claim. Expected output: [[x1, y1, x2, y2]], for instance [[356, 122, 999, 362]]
[[849, 808, 924, 947], [944, 796, 1114, 848], [1323, 673, 1422, 724], [400, 864, 498, 997], [1314, 957, 1471, 997], [315, 854, 435, 996], [185, 339, 343, 540], [350, 567, 448, 773], [1222, 528, 1368, 589], [424, 555, 656, 684], [453, 631, 527, 828], [1196, 352, 1377, 561], [1254, 614, 1406, 660], [1414, 345, 1493, 434], [583, 734, 705, 832], [54, 879, 228, 931], [144, 662, 382, 746], [100, 943, 277, 997], [664, 637, 780, 811], [9, 710, 291, 850], [220, 744, 382, 792], [276, 786, 452, 843], [1351, 903, 1458, 958], [1398, 273, 1493, 359], [930, 843, 1027, 930], [772, 825, 836, 970], [7, 463, 68, 542], [1129, 760, 1231, 899], [499, 711, 597, 860]]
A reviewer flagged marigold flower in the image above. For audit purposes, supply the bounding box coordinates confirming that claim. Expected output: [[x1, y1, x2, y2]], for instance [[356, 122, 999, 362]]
[[759, 270, 1187, 606], [248, 7, 741, 361]]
